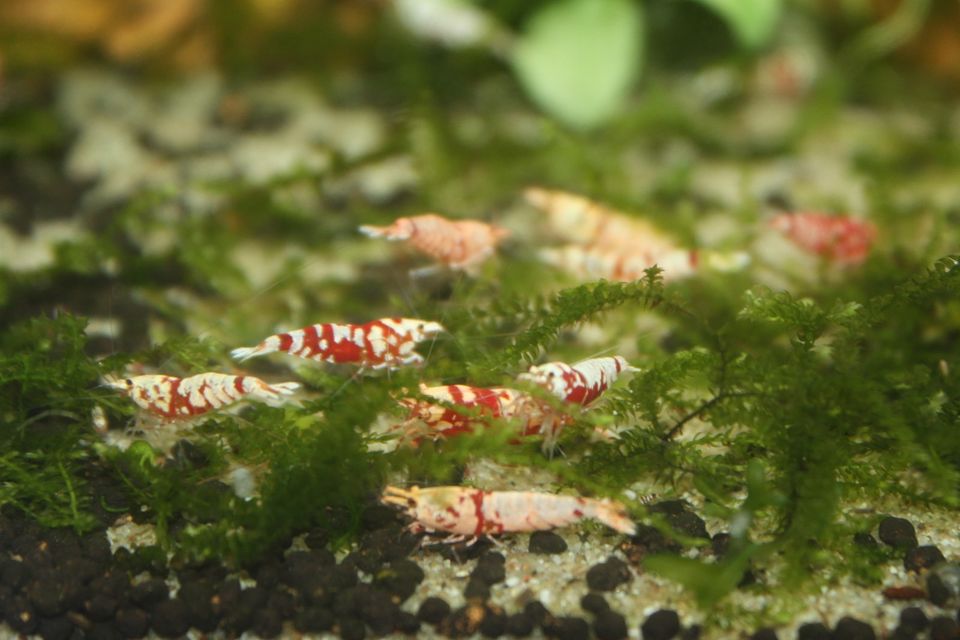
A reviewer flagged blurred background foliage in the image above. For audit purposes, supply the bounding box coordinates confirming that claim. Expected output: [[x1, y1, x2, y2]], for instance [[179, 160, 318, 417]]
[[0, 0, 957, 128]]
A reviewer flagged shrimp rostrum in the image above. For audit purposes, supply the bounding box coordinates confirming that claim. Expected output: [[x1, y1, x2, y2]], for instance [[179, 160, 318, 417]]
[[382, 485, 636, 542]]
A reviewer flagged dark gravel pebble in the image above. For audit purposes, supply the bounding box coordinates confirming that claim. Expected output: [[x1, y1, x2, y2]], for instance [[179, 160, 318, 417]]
[[529, 531, 568, 554], [928, 572, 953, 606], [37, 615, 74, 640], [3, 596, 37, 633], [681, 625, 702, 639], [648, 500, 710, 540], [151, 598, 190, 638], [354, 586, 400, 635], [506, 611, 535, 637], [178, 581, 218, 631], [439, 603, 484, 637], [252, 608, 284, 638], [904, 545, 946, 572], [88, 621, 122, 640], [84, 593, 119, 622], [796, 622, 831, 640], [580, 592, 609, 614], [339, 616, 367, 640], [853, 532, 877, 548], [594, 609, 628, 640], [543, 615, 590, 640], [878, 517, 918, 549], [711, 533, 731, 557], [464, 576, 491, 601], [375, 558, 425, 601], [472, 551, 507, 585], [114, 607, 149, 638], [620, 525, 681, 565], [396, 610, 421, 634], [641, 609, 680, 640], [417, 596, 451, 624], [82, 531, 113, 564], [832, 616, 875, 640], [930, 616, 959, 640], [480, 604, 508, 638], [749, 628, 779, 640], [524, 600, 550, 627], [899, 606, 929, 633], [293, 606, 334, 633], [130, 578, 168, 607], [586, 557, 632, 591]]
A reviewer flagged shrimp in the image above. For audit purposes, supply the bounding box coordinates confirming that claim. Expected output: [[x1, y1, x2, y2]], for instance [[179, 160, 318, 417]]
[[524, 187, 676, 255], [104, 372, 299, 421], [231, 317, 445, 370], [519, 356, 638, 407], [538, 245, 750, 283], [769, 212, 876, 264], [382, 485, 636, 541], [359, 213, 509, 275], [396, 383, 547, 442]]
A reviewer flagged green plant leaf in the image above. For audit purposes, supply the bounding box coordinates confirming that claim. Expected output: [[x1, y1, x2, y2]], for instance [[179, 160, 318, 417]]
[[511, 0, 643, 130], [690, 0, 782, 50]]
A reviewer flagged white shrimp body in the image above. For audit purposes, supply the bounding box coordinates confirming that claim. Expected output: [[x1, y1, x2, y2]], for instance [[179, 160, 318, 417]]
[[396, 383, 547, 443], [231, 317, 445, 370], [359, 213, 509, 274], [519, 356, 638, 407], [105, 373, 299, 421], [539, 245, 749, 283], [381, 485, 636, 537], [524, 187, 676, 255]]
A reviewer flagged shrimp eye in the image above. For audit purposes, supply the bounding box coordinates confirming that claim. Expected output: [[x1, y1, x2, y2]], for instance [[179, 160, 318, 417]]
[[547, 372, 555, 379], [124, 378, 133, 387], [417, 323, 425, 331]]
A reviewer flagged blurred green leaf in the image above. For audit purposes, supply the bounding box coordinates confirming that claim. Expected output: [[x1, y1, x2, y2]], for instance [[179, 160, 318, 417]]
[[690, 0, 782, 50], [511, 0, 643, 129]]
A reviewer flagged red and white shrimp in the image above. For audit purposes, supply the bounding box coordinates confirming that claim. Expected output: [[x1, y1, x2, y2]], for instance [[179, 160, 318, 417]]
[[382, 485, 636, 540], [539, 245, 750, 283], [359, 213, 509, 275], [105, 372, 299, 421], [231, 317, 445, 370], [769, 212, 876, 264], [396, 383, 545, 442], [519, 356, 638, 407], [524, 187, 676, 255]]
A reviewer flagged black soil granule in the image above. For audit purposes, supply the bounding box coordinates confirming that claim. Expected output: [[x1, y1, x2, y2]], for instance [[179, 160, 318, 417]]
[[529, 531, 568, 554], [505, 610, 535, 637], [898, 606, 929, 633], [640, 609, 680, 640], [543, 615, 590, 640], [796, 622, 831, 640], [832, 616, 875, 640], [524, 600, 550, 628], [472, 551, 507, 585], [648, 501, 710, 540], [579, 592, 609, 614], [150, 598, 190, 638], [930, 616, 959, 640], [293, 606, 335, 633], [114, 607, 149, 638], [396, 610, 421, 634], [130, 579, 168, 607], [586, 557, 632, 592], [749, 628, 779, 640], [417, 596, 451, 624], [904, 545, 945, 573], [593, 609, 628, 640], [878, 517, 918, 549], [338, 616, 367, 640], [464, 576, 491, 601], [479, 604, 507, 638]]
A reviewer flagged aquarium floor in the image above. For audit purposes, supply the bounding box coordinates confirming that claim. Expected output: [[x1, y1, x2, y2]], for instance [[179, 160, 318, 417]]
[[0, 460, 956, 640]]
